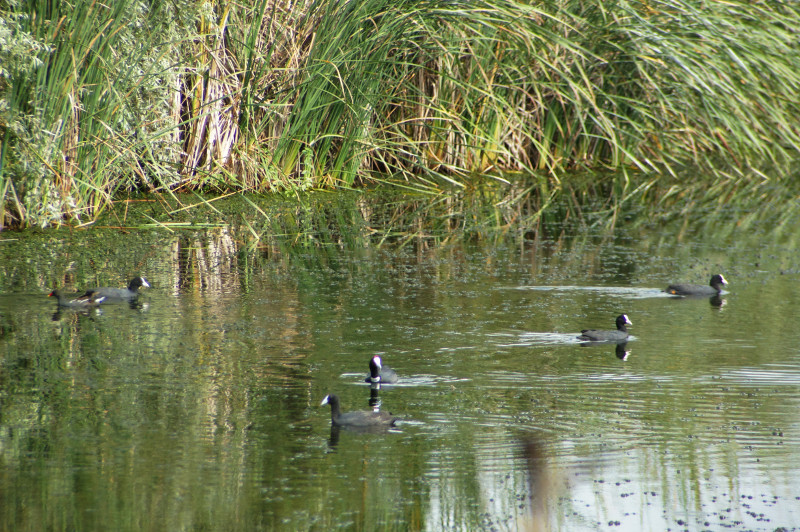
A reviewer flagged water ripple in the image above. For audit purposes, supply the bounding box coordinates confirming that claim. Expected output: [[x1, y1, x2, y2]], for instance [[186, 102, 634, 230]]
[[716, 365, 800, 385], [488, 331, 638, 347], [340, 373, 470, 387], [509, 285, 671, 299], [489, 331, 580, 346]]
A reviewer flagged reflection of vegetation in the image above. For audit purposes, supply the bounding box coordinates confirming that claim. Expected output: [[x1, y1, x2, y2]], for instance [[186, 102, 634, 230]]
[[98, 180, 800, 253], [0, 187, 797, 322], [2, 205, 800, 530], [2, 186, 800, 298], [1, 0, 799, 228]]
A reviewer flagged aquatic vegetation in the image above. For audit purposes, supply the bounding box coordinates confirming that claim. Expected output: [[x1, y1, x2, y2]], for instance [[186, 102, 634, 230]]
[[1, 0, 798, 228]]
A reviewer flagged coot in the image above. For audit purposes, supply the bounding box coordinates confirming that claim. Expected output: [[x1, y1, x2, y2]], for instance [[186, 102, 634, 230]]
[[320, 394, 397, 428], [577, 314, 632, 342], [364, 355, 398, 385], [83, 276, 150, 300], [49, 290, 106, 308], [666, 274, 727, 296]]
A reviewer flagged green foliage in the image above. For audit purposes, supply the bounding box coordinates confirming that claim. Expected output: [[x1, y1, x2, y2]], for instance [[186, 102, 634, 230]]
[[0, 0, 198, 228], [1, 0, 799, 229]]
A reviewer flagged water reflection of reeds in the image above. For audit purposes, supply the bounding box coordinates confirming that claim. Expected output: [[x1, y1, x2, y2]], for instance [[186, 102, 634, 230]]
[[2, 196, 800, 531], [174, 228, 240, 296]]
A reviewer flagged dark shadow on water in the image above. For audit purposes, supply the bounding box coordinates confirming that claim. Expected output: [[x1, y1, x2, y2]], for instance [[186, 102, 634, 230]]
[[615, 342, 631, 360], [579, 337, 630, 347], [127, 298, 148, 311], [327, 421, 395, 449], [710, 295, 726, 308], [51, 297, 149, 321], [327, 426, 340, 449], [667, 293, 727, 308], [578, 339, 631, 360], [51, 306, 102, 321], [369, 385, 381, 408], [708, 294, 726, 308]]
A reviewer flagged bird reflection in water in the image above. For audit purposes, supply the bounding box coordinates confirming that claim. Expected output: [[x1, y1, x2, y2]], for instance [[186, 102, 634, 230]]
[[709, 294, 726, 308], [615, 342, 631, 360], [369, 385, 381, 409]]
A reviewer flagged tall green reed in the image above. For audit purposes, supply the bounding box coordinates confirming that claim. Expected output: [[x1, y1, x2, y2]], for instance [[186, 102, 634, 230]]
[[0, 0, 195, 228], [1, 0, 798, 229]]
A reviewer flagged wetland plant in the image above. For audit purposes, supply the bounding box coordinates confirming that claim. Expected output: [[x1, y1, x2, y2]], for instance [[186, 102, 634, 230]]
[[1, 0, 798, 229]]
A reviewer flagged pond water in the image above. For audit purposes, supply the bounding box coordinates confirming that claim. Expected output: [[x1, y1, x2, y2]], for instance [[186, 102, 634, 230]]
[[1, 206, 800, 531]]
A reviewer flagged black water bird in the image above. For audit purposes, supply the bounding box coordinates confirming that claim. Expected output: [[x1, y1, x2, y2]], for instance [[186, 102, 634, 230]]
[[82, 276, 150, 301], [49, 290, 106, 308], [364, 355, 398, 385], [320, 394, 397, 428], [577, 314, 632, 342], [666, 274, 727, 296]]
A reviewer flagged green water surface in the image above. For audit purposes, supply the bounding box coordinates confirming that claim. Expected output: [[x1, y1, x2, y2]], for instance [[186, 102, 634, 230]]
[[1, 203, 799, 531]]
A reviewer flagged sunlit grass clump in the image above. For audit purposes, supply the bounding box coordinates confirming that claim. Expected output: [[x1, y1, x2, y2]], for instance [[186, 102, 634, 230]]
[[1, 0, 798, 228]]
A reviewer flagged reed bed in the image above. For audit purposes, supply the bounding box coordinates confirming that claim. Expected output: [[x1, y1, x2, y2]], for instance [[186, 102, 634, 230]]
[[1, 0, 798, 229]]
